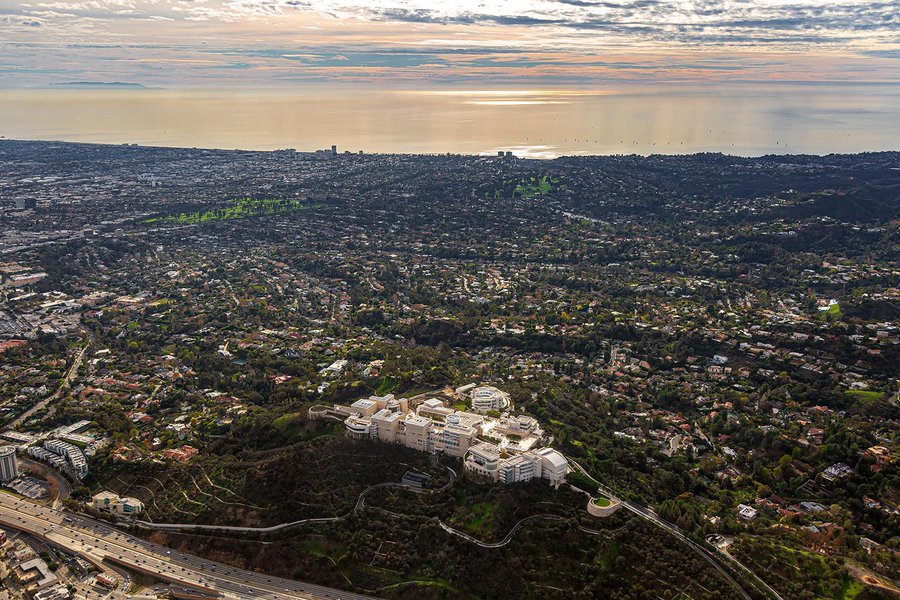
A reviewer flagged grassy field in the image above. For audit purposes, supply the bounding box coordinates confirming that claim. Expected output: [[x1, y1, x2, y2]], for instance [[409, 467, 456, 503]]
[[375, 377, 398, 396], [844, 390, 885, 402], [146, 197, 319, 226], [823, 302, 843, 319], [486, 174, 563, 200], [592, 497, 611, 507], [513, 175, 560, 199]]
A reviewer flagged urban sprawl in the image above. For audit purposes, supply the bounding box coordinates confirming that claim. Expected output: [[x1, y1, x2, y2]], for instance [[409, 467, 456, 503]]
[[0, 140, 897, 600]]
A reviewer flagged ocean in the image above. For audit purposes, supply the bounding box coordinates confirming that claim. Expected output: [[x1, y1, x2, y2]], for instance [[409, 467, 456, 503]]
[[1, 84, 898, 158]]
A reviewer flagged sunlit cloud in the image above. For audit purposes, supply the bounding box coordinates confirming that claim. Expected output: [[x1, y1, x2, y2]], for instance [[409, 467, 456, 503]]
[[0, 0, 897, 87]]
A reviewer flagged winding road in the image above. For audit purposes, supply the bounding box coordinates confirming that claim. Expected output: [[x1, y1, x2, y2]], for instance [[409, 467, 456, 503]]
[[135, 482, 405, 534], [438, 513, 565, 548], [569, 459, 784, 600], [136, 466, 457, 535]]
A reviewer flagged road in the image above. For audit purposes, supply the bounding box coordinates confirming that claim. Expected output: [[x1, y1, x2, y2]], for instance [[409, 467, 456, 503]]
[[137, 466, 456, 535], [439, 514, 564, 548], [18, 456, 72, 509], [569, 460, 784, 600], [8, 341, 88, 429], [0, 493, 376, 600], [136, 482, 403, 534]]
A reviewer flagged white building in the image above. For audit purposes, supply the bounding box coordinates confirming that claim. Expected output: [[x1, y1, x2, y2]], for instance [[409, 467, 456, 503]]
[[43, 439, 88, 478], [92, 491, 144, 516], [344, 416, 373, 440], [498, 454, 541, 484], [465, 442, 501, 479], [27, 447, 69, 472], [332, 387, 568, 488], [0, 445, 17, 482], [465, 443, 569, 487], [535, 448, 569, 486], [469, 386, 509, 413], [429, 416, 476, 457], [737, 504, 758, 520], [320, 359, 348, 377]]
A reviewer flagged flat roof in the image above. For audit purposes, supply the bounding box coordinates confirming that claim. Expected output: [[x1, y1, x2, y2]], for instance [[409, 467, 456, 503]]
[[468, 442, 500, 460]]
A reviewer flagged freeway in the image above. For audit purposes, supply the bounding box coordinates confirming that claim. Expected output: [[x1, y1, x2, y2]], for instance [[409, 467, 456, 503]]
[[0, 493, 376, 600]]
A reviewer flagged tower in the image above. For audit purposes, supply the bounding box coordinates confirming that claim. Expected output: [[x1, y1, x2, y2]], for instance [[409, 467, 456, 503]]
[[0, 446, 17, 482]]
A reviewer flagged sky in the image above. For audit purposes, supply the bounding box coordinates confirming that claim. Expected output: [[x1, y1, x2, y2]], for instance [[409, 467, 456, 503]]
[[1, 0, 898, 87]]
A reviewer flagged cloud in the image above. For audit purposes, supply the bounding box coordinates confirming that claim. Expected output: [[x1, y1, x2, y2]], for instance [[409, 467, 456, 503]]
[[0, 0, 896, 87]]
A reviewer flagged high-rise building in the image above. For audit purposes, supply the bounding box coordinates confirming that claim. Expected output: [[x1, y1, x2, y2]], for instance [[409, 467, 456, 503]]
[[0, 446, 18, 482], [331, 145, 337, 156]]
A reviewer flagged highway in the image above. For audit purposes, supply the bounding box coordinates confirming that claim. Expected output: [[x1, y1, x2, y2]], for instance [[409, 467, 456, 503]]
[[0, 493, 376, 600]]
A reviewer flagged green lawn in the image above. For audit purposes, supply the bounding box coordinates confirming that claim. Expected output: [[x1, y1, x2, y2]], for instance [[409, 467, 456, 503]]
[[819, 302, 842, 320], [844, 390, 885, 402], [146, 197, 319, 226], [514, 175, 553, 198], [486, 174, 563, 200], [592, 497, 611, 508], [273, 412, 304, 436], [375, 376, 398, 396], [839, 577, 864, 600]]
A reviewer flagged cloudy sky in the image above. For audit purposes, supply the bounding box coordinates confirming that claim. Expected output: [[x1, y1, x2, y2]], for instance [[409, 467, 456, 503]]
[[1, 0, 898, 87]]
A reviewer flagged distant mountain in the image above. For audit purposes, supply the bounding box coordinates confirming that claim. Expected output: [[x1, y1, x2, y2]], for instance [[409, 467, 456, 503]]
[[46, 81, 150, 89]]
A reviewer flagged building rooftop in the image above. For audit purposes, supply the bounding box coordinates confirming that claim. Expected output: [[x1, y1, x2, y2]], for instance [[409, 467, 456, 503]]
[[537, 448, 569, 470]]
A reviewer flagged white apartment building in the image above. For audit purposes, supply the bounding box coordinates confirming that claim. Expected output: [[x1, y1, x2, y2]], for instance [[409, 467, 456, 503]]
[[0, 445, 17, 482], [43, 439, 88, 478]]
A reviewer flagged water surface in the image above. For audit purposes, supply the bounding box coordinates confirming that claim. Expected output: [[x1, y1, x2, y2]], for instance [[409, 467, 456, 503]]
[[1, 85, 897, 157]]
